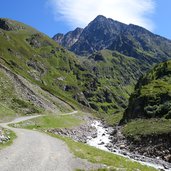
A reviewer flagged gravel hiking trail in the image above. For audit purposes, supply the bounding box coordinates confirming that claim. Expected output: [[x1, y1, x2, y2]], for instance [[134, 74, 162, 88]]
[[0, 114, 103, 171]]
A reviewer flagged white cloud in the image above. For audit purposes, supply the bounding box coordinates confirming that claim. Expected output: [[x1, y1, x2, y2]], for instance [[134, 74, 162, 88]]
[[48, 0, 155, 31]]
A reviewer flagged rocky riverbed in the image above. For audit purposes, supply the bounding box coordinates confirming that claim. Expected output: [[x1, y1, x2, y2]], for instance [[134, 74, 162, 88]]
[[109, 125, 171, 169], [48, 116, 97, 143], [48, 119, 171, 171], [87, 121, 171, 171]]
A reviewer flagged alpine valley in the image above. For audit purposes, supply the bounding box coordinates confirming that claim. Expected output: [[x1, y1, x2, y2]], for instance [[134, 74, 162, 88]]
[[0, 15, 171, 170]]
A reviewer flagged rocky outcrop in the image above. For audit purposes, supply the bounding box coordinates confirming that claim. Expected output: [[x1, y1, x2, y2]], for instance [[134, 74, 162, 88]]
[[0, 128, 10, 144], [53, 27, 83, 48], [0, 18, 24, 31]]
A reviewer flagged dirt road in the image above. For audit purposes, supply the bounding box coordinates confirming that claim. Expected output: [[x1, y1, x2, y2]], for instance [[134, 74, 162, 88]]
[[0, 115, 102, 171]]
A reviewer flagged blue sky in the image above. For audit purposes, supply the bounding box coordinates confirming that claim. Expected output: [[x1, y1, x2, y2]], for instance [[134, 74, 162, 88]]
[[0, 0, 171, 39]]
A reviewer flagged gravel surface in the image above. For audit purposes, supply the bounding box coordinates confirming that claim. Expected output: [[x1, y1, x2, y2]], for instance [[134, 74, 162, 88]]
[[0, 115, 103, 171]]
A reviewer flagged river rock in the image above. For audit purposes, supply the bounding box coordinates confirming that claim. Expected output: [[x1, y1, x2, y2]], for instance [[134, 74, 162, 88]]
[[98, 142, 105, 145], [164, 154, 171, 162], [163, 164, 169, 169], [92, 133, 97, 138], [0, 129, 10, 143], [120, 144, 126, 149], [110, 129, 117, 135], [122, 151, 127, 156], [107, 128, 114, 134], [105, 143, 113, 148], [0, 134, 8, 141]]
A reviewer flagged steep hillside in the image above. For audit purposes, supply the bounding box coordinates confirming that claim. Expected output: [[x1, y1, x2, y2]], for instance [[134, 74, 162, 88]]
[[54, 15, 171, 65], [123, 60, 171, 121], [120, 60, 171, 163], [0, 18, 85, 119], [79, 50, 147, 114], [0, 18, 147, 119]]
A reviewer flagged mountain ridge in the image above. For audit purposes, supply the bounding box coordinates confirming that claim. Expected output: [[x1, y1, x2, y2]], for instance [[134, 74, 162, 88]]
[[53, 15, 171, 65]]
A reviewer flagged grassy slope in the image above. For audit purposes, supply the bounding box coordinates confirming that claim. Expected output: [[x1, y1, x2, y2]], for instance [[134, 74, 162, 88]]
[[0, 19, 91, 118], [80, 50, 147, 115], [0, 24, 81, 108], [13, 113, 83, 130], [123, 118, 171, 139]]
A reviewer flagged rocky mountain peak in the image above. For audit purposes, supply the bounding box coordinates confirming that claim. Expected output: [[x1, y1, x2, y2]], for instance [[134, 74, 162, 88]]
[[92, 15, 108, 22], [52, 33, 64, 44], [73, 27, 83, 34], [86, 15, 126, 33], [92, 15, 125, 27], [53, 27, 83, 48], [69, 16, 128, 55]]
